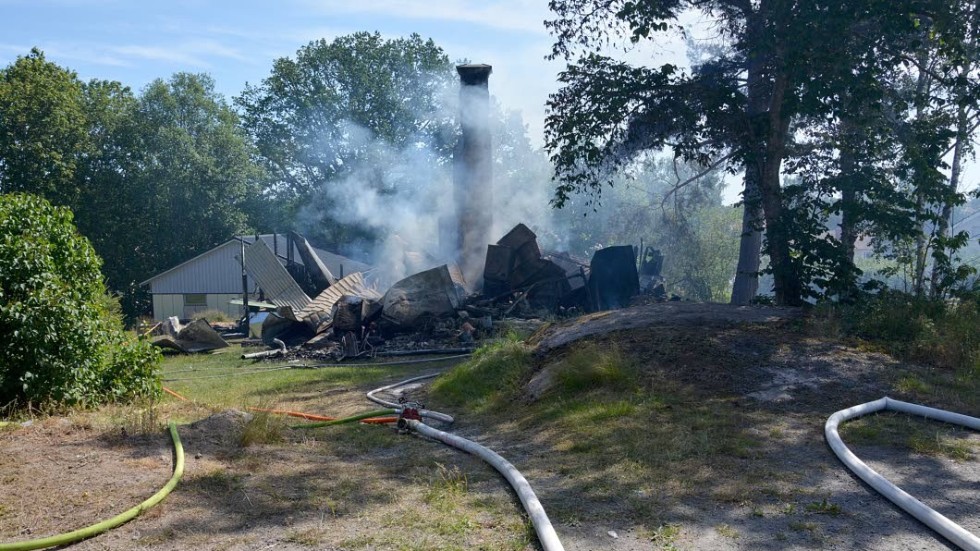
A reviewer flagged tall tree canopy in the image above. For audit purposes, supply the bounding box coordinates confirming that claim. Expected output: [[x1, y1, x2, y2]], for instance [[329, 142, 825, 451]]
[[545, 0, 980, 305], [0, 50, 261, 318], [133, 73, 260, 277], [238, 32, 455, 206], [0, 48, 88, 207]]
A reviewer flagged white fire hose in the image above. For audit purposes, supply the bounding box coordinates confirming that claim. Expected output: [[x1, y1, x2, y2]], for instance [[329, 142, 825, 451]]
[[370, 374, 565, 551], [825, 397, 980, 550], [366, 372, 455, 424]]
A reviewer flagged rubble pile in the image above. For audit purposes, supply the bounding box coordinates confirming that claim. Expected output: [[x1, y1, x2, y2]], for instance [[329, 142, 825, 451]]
[[154, 226, 664, 360]]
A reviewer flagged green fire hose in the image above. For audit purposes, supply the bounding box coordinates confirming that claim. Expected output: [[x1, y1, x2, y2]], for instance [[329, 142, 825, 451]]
[[0, 421, 184, 551], [292, 408, 396, 429]]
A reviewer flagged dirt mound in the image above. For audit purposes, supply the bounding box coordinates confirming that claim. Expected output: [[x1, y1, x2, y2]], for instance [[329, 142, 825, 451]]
[[182, 409, 252, 456], [529, 302, 802, 355]]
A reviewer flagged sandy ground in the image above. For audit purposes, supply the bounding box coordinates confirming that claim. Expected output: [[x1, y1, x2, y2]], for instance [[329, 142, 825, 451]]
[[0, 303, 977, 550]]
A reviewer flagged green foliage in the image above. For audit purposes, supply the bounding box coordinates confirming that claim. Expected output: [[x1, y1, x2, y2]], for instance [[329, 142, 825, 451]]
[[129, 73, 259, 292], [237, 32, 454, 229], [0, 193, 160, 408], [559, 156, 740, 301], [0, 48, 88, 206], [0, 51, 263, 321], [819, 291, 980, 371], [544, 0, 979, 306]]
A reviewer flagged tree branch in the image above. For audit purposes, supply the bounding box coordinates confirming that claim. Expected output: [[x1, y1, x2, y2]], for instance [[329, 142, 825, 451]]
[[659, 151, 735, 211]]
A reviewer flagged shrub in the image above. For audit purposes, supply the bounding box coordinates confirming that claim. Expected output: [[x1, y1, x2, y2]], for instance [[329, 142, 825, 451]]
[[0, 193, 160, 408], [818, 290, 980, 370]]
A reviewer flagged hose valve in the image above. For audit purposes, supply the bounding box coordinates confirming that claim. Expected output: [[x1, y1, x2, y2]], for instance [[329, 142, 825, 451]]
[[396, 404, 423, 431]]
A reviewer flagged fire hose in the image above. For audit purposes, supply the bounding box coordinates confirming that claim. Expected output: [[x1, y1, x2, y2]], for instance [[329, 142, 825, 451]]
[[826, 397, 980, 550], [368, 376, 565, 551], [0, 421, 184, 551], [365, 373, 455, 424]]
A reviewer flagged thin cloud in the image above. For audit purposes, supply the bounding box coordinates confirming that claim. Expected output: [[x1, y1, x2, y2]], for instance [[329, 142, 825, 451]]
[[297, 0, 550, 34]]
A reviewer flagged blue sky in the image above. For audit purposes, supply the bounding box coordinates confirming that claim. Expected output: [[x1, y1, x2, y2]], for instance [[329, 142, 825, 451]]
[[0, 0, 564, 142]]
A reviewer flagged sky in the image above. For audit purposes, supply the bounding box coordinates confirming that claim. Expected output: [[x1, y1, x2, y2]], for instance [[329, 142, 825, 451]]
[[0, 0, 976, 205], [0, 0, 567, 143]]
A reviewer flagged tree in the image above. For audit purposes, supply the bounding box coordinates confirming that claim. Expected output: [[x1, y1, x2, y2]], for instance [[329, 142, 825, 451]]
[[544, 0, 973, 305], [558, 156, 740, 301], [129, 73, 261, 299], [0, 48, 88, 207], [0, 193, 159, 408], [238, 31, 455, 235]]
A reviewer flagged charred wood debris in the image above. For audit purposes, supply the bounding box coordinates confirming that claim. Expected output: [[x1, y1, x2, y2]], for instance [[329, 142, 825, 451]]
[[151, 224, 669, 360]]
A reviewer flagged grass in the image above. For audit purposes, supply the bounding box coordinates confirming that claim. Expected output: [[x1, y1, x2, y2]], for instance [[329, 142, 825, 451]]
[[240, 409, 286, 446], [812, 293, 980, 413], [839, 411, 977, 461], [550, 342, 638, 393], [429, 336, 770, 522], [429, 337, 530, 411], [159, 347, 449, 411], [805, 498, 842, 516], [646, 523, 681, 550], [715, 523, 740, 539], [191, 309, 234, 323]]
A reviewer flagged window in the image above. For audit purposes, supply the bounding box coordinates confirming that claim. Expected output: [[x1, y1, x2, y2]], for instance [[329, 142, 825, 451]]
[[184, 294, 207, 306]]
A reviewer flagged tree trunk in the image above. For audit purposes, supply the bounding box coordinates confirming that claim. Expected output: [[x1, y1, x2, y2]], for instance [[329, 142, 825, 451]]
[[730, 15, 767, 305], [929, 98, 968, 297], [838, 117, 859, 299], [911, 43, 933, 297], [731, 171, 763, 304], [757, 71, 800, 306]]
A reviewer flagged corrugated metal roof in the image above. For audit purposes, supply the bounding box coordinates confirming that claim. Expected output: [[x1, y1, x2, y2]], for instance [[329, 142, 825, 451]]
[[243, 240, 312, 312], [298, 272, 381, 330]]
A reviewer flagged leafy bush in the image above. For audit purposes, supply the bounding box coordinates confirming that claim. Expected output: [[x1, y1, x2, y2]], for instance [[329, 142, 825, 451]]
[[818, 290, 980, 370], [0, 193, 160, 408]]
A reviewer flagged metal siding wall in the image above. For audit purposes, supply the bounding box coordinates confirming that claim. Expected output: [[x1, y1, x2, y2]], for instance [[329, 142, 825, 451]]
[[211, 293, 256, 318], [146, 236, 367, 296], [152, 295, 183, 321], [151, 241, 255, 294]]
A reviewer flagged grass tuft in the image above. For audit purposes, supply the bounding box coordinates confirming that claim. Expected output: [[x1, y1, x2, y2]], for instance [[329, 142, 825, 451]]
[[240, 409, 285, 446], [431, 337, 531, 410], [552, 343, 637, 394], [191, 309, 234, 323], [805, 498, 842, 516]]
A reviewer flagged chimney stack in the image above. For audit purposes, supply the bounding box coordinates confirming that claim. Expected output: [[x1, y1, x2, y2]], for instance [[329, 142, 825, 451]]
[[454, 63, 493, 287]]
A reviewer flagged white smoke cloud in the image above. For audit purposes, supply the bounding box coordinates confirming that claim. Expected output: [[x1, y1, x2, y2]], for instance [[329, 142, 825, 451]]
[[297, 75, 559, 291]]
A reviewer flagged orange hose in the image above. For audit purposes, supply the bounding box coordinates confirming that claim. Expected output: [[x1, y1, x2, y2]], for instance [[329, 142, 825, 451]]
[[361, 417, 399, 424], [246, 407, 335, 421], [162, 386, 188, 401]]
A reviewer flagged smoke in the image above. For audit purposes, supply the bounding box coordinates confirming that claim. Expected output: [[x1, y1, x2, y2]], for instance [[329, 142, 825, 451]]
[[296, 73, 559, 290]]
